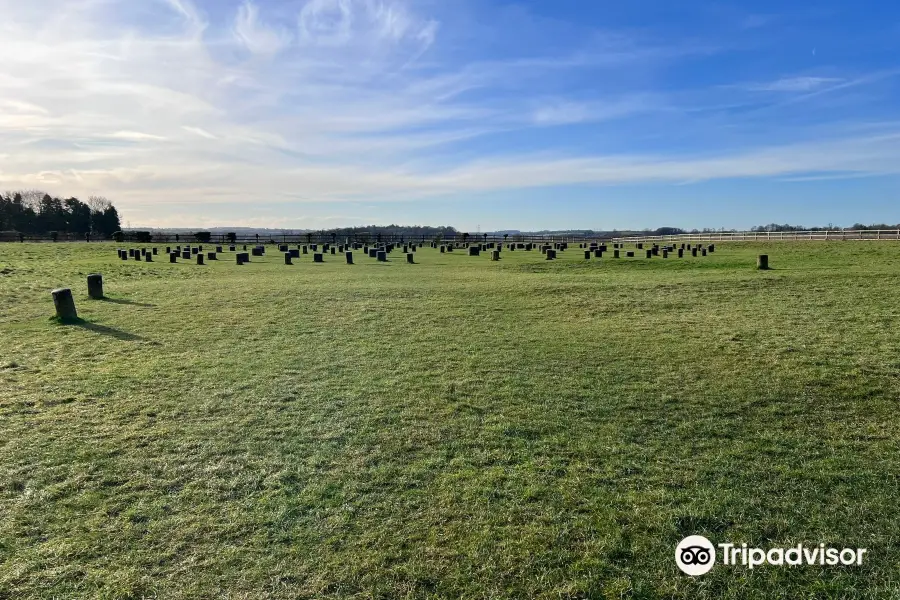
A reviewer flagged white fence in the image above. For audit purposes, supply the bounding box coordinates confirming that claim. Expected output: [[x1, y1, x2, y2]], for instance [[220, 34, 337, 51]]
[[612, 230, 900, 244]]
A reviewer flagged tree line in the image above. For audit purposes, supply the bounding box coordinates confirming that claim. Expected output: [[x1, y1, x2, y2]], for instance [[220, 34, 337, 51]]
[[749, 223, 900, 232], [0, 190, 122, 238]]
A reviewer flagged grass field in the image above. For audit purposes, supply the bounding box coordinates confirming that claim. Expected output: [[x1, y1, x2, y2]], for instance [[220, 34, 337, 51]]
[[1, 241, 899, 599]]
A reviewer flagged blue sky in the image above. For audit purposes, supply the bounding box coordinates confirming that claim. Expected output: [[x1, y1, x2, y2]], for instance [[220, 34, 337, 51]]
[[1, 0, 899, 230]]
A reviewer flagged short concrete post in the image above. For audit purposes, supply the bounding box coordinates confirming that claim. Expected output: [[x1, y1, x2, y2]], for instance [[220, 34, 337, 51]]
[[196, 254, 204, 265], [52, 288, 77, 320], [346, 251, 354, 264], [145, 253, 152, 262], [584, 250, 591, 259], [87, 274, 103, 299], [284, 253, 292, 265], [407, 253, 415, 263], [614, 250, 620, 258], [492, 251, 500, 261], [377, 251, 387, 262], [170, 253, 177, 263], [757, 255, 769, 270], [314, 253, 324, 263]]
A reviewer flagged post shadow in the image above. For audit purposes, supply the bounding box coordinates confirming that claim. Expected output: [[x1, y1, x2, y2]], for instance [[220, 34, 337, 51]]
[[97, 297, 156, 308], [56, 317, 145, 342]]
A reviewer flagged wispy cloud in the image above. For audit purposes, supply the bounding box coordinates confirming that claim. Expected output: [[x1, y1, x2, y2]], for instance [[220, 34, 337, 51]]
[[182, 126, 218, 140], [233, 1, 291, 55], [530, 95, 662, 126], [106, 131, 169, 142], [0, 0, 899, 227], [740, 14, 776, 30], [745, 76, 844, 92]]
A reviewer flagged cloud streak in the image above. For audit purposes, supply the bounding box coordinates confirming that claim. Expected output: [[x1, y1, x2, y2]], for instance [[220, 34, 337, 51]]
[[745, 76, 844, 92]]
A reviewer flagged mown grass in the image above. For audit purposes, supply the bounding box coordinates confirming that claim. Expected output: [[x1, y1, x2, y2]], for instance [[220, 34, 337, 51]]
[[1, 241, 899, 599]]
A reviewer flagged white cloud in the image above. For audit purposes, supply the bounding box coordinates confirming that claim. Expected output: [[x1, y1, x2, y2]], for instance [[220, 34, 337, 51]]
[[159, 0, 207, 34], [297, 0, 355, 46], [234, 1, 291, 55], [182, 126, 218, 140], [106, 131, 169, 142], [745, 76, 843, 92], [531, 96, 660, 126]]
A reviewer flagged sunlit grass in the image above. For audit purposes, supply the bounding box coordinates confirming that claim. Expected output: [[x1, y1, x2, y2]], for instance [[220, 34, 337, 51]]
[[1, 241, 899, 599]]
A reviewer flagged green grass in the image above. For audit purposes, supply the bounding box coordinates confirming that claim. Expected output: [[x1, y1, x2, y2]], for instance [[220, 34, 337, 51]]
[[1, 241, 899, 599]]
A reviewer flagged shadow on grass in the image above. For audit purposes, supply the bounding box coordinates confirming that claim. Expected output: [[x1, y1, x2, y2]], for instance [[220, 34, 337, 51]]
[[97, 297, 156, 308], [54, 317, 144, 341]]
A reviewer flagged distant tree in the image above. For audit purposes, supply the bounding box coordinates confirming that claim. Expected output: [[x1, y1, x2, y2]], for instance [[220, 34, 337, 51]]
[[226, 232, 237, 243], [654, 227, 686, 236], [98, 205, 122, 238], [64, 197, 92, 234], [503, 234, 509, 241], [194, 231, 212, 243]]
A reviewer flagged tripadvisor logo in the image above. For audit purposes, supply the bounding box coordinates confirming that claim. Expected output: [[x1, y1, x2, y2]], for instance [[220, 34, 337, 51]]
[[676, 536, 868, 576], [676, 536, 716, 576]]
